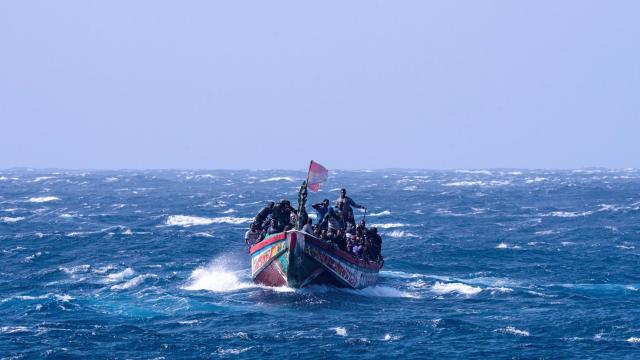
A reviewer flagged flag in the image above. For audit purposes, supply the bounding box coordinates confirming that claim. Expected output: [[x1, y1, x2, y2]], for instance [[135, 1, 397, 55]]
[[307, 160, 328, 192]]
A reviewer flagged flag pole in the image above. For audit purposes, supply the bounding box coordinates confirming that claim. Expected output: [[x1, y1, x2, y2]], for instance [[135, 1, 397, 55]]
[[297, 161, 313, 230]]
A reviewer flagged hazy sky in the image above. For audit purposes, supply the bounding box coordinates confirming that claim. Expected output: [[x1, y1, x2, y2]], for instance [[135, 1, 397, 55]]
[[1, 1, 638, 170]]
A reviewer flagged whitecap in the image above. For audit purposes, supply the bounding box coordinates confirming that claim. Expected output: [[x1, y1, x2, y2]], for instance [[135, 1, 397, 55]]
[[627, 337, 640, 343], [386, 230, 418, 238], [27, 196, 60, 203], [368, 210, 391, 216], [496, 326, 530, 337], [216, 347, 253, 355], [32, 176, 54, 182], [544, 211, 593, 218], [104, 177, 119, 182], [183, 265, 254, 292], [496, 242, 509, 249], [0, 216, 25, 223], [192, 232, 214, 238], [342, 286, 419, 298], [106, 268, 135, 282], [259, 177, 294, 182], [332, 327, 348, 336], [454, 170, 492, 175], [221, 209, 237, 214], [370, 223, 405, 229], [110, 274, 157, 290], [431, 282, 482, 296], [0, 326, 30, 334], [525, 177, 547, 183], [165, 215, 252, 227], [383, 333, 401, 341]]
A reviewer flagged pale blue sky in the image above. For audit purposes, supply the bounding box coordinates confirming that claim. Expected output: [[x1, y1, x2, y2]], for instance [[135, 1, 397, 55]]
[[1, 1, 638, 169]]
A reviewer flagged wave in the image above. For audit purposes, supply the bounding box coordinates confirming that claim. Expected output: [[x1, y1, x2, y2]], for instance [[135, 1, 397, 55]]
[[627, 337, 640, 343], [192, 232, 214, 238], [544, 211, 593, 218], [0, 326, 31, 334], [27, 196, 60, 203], [331, 327, 348, 336], [183, 265, 254, 292], [495, 326, 530, 337], [443, 180, 512, 187], [383, 333, 401, 341], [386, 230, 418, 238], [454, 170, 492, 175], [525, 177, 547, 183], [110, 274, 157, 290], [32, 176, 54, 182], [370, 223, 405, 229], [368, 210, 391, 217], [431, 282, 482, 296], [0, 216, 25, 223], [341, 285, 419, 299], [165, 215, 252, 227], [106, 268, 135, 282], [259, 177, 294, 182]]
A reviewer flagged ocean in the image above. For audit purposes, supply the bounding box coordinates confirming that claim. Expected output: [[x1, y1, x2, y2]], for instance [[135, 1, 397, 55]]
[[1, 169, 639, 359]]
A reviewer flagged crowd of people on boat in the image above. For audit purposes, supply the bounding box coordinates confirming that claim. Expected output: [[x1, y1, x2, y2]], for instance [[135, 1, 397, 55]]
[[245, 188, 383, 261]]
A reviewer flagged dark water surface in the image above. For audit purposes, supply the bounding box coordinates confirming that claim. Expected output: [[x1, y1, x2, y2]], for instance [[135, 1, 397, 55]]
[[1, 169, 640, 359]]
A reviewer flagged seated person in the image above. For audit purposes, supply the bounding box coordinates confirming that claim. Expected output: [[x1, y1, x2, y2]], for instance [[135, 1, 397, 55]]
[[302, 218, 313, 234], [245, 223, 261, 247], [267, 218, 279, 235]]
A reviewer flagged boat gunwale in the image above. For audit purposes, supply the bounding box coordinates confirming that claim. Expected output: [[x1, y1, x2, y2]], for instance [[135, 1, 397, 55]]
[[250, 230, 383, 271]]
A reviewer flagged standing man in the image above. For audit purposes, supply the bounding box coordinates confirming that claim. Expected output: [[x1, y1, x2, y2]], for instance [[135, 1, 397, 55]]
[[335, 188, 366, 228]]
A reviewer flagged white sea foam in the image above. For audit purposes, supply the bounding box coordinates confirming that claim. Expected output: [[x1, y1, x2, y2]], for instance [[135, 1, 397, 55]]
[[443, 180, 511, 187], [183, 265, 253, 292], [383, 333, 401, 341], [259, 177, 294, 182], [525, 177, 547, 183], [27, 196, 60, 203], [431, 282, 482, 296], [368, 210, 391, 216], [216, 347, 253, 355], [192, 232, 214, 238], [165, 215, 252, 227], [342, 286, 419, 299], [496, 242, 509, 249], [332, 327, 348, 336], [627, 337, 640, 343], [60, 264, 91, 275], [106, 268, 135, 282], [104, 177, 119, 182], [110, 274, 157, 290], [544, 211, 593, 218], [496, 326, 530, 337], [454, 170, 492, 175], [0, 326, 30, 334], [370, 223, 405, 229], [534, 230, 556, 235], [386, 230, 418, 238], [221, 209, 237, 214], [0, 216, 25, 223], [33, 176, 54, 182]]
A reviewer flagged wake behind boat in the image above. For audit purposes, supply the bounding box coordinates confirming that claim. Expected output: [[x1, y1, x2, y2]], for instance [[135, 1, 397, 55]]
[[245, 161, 384, 289]]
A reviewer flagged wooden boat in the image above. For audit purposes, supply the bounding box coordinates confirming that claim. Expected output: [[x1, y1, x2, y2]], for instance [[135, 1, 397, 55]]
[[249, 230, 383, 289]]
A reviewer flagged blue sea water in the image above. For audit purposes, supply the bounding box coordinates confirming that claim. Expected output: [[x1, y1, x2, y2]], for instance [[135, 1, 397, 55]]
[[1, 169, 640, 359]]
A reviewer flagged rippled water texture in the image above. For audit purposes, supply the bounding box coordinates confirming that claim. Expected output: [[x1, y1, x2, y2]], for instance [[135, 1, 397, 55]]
[[1, 169, 640, 358]]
